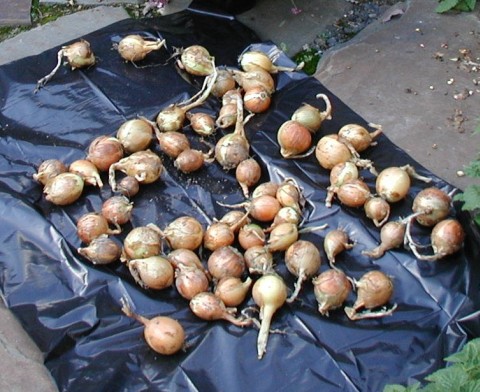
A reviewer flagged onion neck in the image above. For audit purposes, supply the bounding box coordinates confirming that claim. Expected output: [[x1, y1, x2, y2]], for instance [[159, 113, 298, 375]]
[[257, 305, 275, 359]]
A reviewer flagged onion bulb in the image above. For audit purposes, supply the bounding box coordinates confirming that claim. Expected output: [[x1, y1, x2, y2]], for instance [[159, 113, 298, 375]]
[[277, 120, 312, 159], [167, 248, 205, 272], [412, 187, 451, 227], [236, 158, 262, 198], [345, 270, 397, 320], [211, 68, 236, 98], [238, 223, 266, 250], [86, 136, 124, 172], [266, 222, 298, 252], [175, 266, 210, 300], [159, 216, 204, 251], [77, 234, 122, 265], [336, 179, 371, 208], [312, 269, 352, 316], [364, 197, 391, 227], [156, 131, 190, 159], [291, 94, 332, 133], [117, 35, 166, 62], [243, 87, 271, 113], [121, 298, 185, 355], [178, 45, 215, 76], [233, 68, 275, 95], [203, 222, 236, 251], [325, 162, 359, 207], [276, 178, 303, 213], [69, 159, 103, 188], [101, 195, 133, 226], [251, 181, 280, 199], [324, 229, 354, 269], [252, 273, 288, 359], [174, 148, 212, 174], [77, 212, 121, 245], [128, 255, 174, 290], [239, 49, 303, 74], [35, 39, 95, 92], [43, 172, 84, 206], [214, 276, 253, 307], [121, 224, 162, 262], [285, 240, 322, 303], [109, 150, 163, 191], [189, 292, 251, 326], [219, 194, 281, 222], [244, 246, 274, 275], [116, 176, 140, 198], [116, 118, 153, 154], [207, 246, 245, 280], [362, 220, 406, 259], [33, 159, 68, 186], [215, 103, 237, 129], [338, 123, 382, 152], [218, 210, 250, 233], [187, 112, 216, 137]]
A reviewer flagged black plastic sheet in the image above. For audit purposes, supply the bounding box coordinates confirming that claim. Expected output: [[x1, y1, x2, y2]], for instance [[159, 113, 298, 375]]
[[0, 10, 479, 392]]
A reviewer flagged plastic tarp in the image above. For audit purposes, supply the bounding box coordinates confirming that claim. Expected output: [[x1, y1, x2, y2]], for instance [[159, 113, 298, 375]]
[[0, 10, 479, 392]]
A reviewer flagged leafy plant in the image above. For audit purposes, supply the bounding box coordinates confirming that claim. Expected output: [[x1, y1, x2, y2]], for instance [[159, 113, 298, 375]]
[[436, 0, 477, 13], [293, 47, 320, 76], [384, 338, 480, 391], [453, 126, 480, 227]]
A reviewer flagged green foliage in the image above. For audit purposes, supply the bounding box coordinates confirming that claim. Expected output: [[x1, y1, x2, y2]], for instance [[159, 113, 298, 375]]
[[293, 48, 320, 76], [436, 0, 477, 13], [384, 338, 480, 392]]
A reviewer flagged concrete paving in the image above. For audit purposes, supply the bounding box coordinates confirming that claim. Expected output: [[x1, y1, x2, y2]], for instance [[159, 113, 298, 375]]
[[0, 0, 31, 26], [0, 1, 479, 391]]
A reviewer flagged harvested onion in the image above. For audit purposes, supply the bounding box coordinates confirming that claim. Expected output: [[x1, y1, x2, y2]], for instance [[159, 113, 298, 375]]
[[364, 197, 391, 227], [189, 292, 251, 326], [116, 118, 153, 154], [86, 136, 124, 172], [214, 276, 253, 307], [236, 158, 262, 198], [121, 224, 162, 262], [43, 172, 84, 206], [291, 94, 332, 133], [412, 187, 451, 227], [33, 159, 68, 186], [324, 228, 354, 269], [244, 245, 274, 275], [362, 220, 406, 259], [207, 246, 245, 280], [77, 212, 120, 244], [338, 123, 382, 152], [128, 255, 174, 290], [117, 35, 166, 62], [101, 195, 133, 226], [175, 266, 210, 301], [312, 269, 352, 316], [77, 234, 122, 265], [277, 120, 312, 159], [158, 216, 204, 251], [69, 159, 103, 188]]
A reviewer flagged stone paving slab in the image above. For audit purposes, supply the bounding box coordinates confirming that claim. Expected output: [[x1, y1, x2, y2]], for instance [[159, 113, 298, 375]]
[[40, 0, 142, 4], [0, 0, 31, 26]]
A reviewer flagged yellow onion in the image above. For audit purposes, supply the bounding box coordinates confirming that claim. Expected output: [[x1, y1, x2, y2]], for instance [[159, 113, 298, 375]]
[[214, 276, 253, 307], [187, 112, 216, 136], [86, 136, 124, 172], [43, 172, 84, 206], [312, 269, 352, 316], [239, 50, 302, 74], [203, 222, 236, 251], [167, 248, 205, 271], [233, 68, 275, 95], [116, 118, 153, 154], [276, 179, 303, 212], [215, 103, 237, 129], [117, 176, 140, 198], [207, 246, 245, 280], [412, 187, 451, 227], [235, 158, 262, 198], [243, 87, 271, 113], [69, 159, 103, 188], [174, 149, 210, 174], [33, 159, 68, 186], [238, 223, 266, 250], [218, 210, 250, 234], [267, 222, 298, 252], [101, 195, 133, 226], [179, 45, 215, 76], [244, 246, 274, 275], [315, 134, 353, 170], [117, 35, 166, 62], [211, 68, 236, 98], [156, 131, 190, 159], [338, 123, 382, 153], [324, 228, 354, 268], [364, 197, 391, 227], [325, 161, 359, 207], [291, 94, 332, 133], [175, 266, 210, 300], [161, 216, 204, 251], [77, 212, 121, 245], [128, 255, 174, 290], [336, 179, 371, 208], [156, 105, 187, 133], [77, 234, 122, 265], [362, 220, 406, 259], [252, 181, 280, 199], [121, 225, 162, 262], [277, 120, 312, 158]]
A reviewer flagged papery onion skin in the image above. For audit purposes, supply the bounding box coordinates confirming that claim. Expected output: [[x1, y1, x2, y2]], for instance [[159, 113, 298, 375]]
[[277, 120, 312, 158], [167, 248, 205, 271], [188, 112, 216, 137], [34, 159, 68, 186], [87, 136, 124, 172], [203, 222, 235, 251], [128, 255, 174, 290], [77, 235, 122, 265], [116, 118, 153, 154], [43, 172, 84, 206], [219, 210, 250, 233], [122, 225, 162, 261], [63, 39, 96, 69], [376, 167, 411, 203], [312, 269, 352, 316], [412, 187, 451, 227], [244, 246, 274, 275], [336, 179, 371, 208]]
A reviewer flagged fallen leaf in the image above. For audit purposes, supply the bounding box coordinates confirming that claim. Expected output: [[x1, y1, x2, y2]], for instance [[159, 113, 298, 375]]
[[381, 6, 405, 23]]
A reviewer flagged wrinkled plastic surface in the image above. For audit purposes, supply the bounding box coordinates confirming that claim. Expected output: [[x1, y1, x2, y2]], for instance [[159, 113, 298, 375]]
[[0, 11, 479, 392]]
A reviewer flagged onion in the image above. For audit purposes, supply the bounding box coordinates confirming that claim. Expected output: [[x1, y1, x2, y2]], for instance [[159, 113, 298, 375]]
[[243, 87, 271, 113], [189, 292, 251, 326], [247, 195, 282, 222], [77, 234, 122, 265], [121, 298, 185, 355], [159, 216, 204, 251], [238, 223, 266, 249], [323, 229, 354, 269], [338, 123, 382, 152], [251, 181, 280, 199], [236, 158, 262, 198], [364, 197, 391, 227], [277, 120, 313, 159], [128, 255, 174, 290], [244, 246, 274, 275], [116, 118, 153, 154], [336, 179, 371, 208], [167, 248, 205, 272], [215, 91, 250, 170], [35, 39, 95, 92], [116, 176, 140, 198], [266, 206, 302, 233], [211, 68, 236, 98], [325, 162, 359, 207], [203, 222, 236, 251], [187, 112, 216, 137], [345, 270, 397, 320], [285, 240, 322, 303], [178, 45, 215, 76], [117, 35, 166, 62], [276, 178, 303, 213], [156, 131, 190, 159], [312, 269, 352, 316], [175, 266, 210, 300], [43, 172, 84, 206], [207, 246, 245, 280], [215, 103, 237, 129], [121, 224, 162, 262], [214, 276, 253, 307], [291, 94, 332, 133], [412, 187, 451, 227], [266, 222, 298, 252], [109, 150, 163, 191], [252, 273, 288, 359], [408, 218, 465, 261], [174, 149, 211, 174], [362, 220, 406, 259], [101, 195, 133, 226], [239, 49, 303, 74], [86, 136, 124, 172], [218, 210, 250, 233], [376, 164, 431, 203], [77, 212, 121, 245], [233, 68, 275, 95], [33, 159, 68, 185], [69, 159, 103, 188]]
